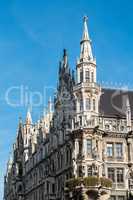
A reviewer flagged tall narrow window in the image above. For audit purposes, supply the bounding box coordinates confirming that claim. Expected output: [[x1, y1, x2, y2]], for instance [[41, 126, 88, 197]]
[[116, 143, 123, 159], [87, 165, 92, 176], [107, 143, 113, 157], [108, 168, 115, 182], [86, 98, 91, 110], [85, 70, 90, 82], [87, 139, 92, 154], [79, 116, 82, 126], [80, 99, 83, 111], [47, 181, 49, 193], [66, 149, 69, 164], [91, 71, 94, 82], [80, 70, 83, 83], [93, 99, 96, 111], [117, 168, 124, 183], [52, 183, 55, 194]]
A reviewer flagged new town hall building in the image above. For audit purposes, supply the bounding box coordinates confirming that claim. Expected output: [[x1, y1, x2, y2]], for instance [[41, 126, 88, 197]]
[[4, 17, 133, 200]]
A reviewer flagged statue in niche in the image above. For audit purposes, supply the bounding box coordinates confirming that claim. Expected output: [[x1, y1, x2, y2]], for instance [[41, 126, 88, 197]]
[[92, 141, 99, 160], [92, 163, 99, 176], [127, 167, 133, 194]]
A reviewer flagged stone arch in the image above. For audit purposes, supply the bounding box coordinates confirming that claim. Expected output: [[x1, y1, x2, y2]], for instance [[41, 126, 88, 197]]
[[17, 183, 23, 194], [66, 145, 72, 165]]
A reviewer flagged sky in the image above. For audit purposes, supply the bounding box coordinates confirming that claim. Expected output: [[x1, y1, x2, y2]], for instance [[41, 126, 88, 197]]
[[1, 0, 133, 198]]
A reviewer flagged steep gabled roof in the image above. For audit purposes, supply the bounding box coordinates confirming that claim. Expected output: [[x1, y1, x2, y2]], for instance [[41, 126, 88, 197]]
[[99, 88, 133, 118]]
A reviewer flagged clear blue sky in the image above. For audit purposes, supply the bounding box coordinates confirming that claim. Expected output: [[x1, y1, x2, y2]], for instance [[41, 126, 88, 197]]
[[1, 0, 133, 198]]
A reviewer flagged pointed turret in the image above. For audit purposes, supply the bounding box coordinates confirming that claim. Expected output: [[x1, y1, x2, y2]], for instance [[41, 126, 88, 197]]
[[17, 116, 24, 154], [7, 155, 13, 174], [63, 49, 68, 68], [26, 108, 32, 125], [48, 96, 52, 113], [18, 116, 23, 129], [126, 97, 131, 131], [80, 16, 93, 61], [18, 117, 23, 141]]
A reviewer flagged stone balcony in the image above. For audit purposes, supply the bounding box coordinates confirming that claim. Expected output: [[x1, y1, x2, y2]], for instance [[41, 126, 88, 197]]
[[72, 115, 128, 134], [73, 82, 100, 92]]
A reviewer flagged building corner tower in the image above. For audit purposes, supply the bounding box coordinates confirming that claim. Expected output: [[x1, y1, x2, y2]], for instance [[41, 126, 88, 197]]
[[74, 16, 101, 128]]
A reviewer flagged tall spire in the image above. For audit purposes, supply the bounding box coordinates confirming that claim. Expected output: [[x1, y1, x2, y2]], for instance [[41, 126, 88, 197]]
[[26, 107, 32, 125], [18, 116, 23, 128], [82, 16, 90, 41], [63, 49, 68, 68], [48, 96, 52, 113], [18, 116, 23, 137], [80, 16, 93, 61], [126, 96, 131, 131]]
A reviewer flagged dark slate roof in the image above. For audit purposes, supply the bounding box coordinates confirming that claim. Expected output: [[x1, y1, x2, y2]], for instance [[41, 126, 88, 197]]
[[99, 88, 133, 118]]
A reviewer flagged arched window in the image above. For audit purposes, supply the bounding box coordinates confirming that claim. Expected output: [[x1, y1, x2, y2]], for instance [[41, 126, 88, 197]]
[[51, 160, 55, 173], [93, 99, 96, 111], [86, 98, 91, 110], [66, 147, 72, 165], [57, 153, 63, 169], [91, 71, 94, 82], [85, 70, 90, 82], [80, 69, 83, 83], [18, 184, 22, 193], [66, 149, 69, 164], [80, 99, 83, 111]]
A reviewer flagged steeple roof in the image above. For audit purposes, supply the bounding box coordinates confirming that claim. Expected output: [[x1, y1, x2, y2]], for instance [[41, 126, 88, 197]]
[[80, 16, 93, 61], [48, 96, 52, 113], [99, 88, 133, 118], [81, 16, 90, 42], [63, 49, 68, 68]]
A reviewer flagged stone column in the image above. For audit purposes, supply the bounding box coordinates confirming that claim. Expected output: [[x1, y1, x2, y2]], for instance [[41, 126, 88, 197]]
[[128, 142, 131, 162]]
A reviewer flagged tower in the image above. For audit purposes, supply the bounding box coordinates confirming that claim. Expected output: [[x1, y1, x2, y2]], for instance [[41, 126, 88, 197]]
[[74, 16, 101, 128]]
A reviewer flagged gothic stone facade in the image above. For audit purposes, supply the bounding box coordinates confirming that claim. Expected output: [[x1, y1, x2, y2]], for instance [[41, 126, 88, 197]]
[[4, 17, 133, 200]]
